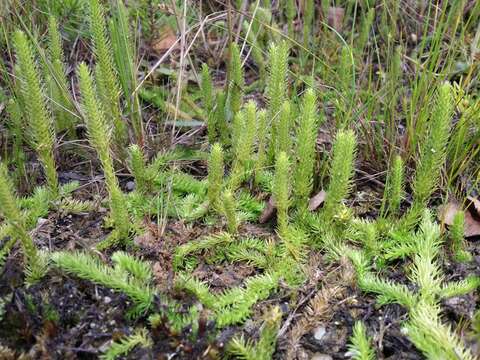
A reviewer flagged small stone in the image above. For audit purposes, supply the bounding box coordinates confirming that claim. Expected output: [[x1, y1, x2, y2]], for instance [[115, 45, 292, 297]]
[[311, 353, 333, 360], [104, 296, 112, 304], [313, 325, 327, 341], [126, 181, 136, 191]]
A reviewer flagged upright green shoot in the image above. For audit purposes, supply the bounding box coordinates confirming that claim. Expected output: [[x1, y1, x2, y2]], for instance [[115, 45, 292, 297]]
[[77, 63, 129, 241], [128, 144, 147, 194], [410, 83, 453, 216], [322, 130, 357, 221], [208, 143, 224, 210], [228, 43, 244, 116], [88, 0, 127, 148], [0, 163, 46, 284], [14, 30, 59, 197], [266, 41, 289, 160], [380, 155, 404, 218], [273, 152, 290, 236], [293, 89, 319, 211]]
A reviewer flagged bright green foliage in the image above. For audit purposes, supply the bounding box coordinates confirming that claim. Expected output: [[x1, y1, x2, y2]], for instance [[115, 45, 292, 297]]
[[100, 328, 152, 360], [47, 16, 75, 135], [347, 322, 375, 360], [450, 211, 472, 262], [207, 143, 224, 210], [276, 100, 292, 156], [111, 251, 152, 283], [351, 212, 476, 359], [176, 272, 278, 328], [14, 30, 59, 197], [255, 110, 268, 183], [412, 82, 453, 206], [273, 152, 290, 236], [380, 155, 404, 217], [128, 144, 147, 193], [201, 64, 216, 143], [88, 0, 127, 147], [227, 306, 281, 360], [266, 41, 289, 159], [322, 130, 357, 221], [213, 91, 228, 145], [173, 232, 233, 270], [52, 251, 154, 314], [228, 43, 244, 116], [77, 63, 130, 239], [405, 303, 475, 360], [0, 163, 46, 284], [223, 190, 238, 234], [230, 102, 257, 190], [293, 89, 318, 210]]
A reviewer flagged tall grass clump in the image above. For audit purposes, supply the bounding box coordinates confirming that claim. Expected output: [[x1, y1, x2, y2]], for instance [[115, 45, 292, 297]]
[[14, 30, 59, 197]]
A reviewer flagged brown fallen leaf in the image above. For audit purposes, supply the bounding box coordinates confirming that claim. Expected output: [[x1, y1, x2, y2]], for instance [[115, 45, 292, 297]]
[[328, 7, 345, 32], [308, 190, 327, 211], [151, 26, 177, 53], [466, 196, 480, 218], [439, 200, 480, 237], [259, 196, 276, 224]]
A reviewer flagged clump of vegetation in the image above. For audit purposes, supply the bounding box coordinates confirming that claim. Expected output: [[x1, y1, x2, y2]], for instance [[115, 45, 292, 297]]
[[1, 1, 480, 358]]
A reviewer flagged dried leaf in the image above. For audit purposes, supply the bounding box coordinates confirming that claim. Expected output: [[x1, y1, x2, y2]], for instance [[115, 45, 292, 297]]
[[439, 201, 480, 237], [327, 7, 345, 32], [466, 196, 480, 218], [151, 26, 177, 53], [308, 190, 326, 211]]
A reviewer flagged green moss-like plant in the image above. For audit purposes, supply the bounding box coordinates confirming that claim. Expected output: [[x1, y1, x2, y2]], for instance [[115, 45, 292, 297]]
[[52, 251, 154, 314], [207, 143, 224, 210], [223, 190, 238, 234], [322, 129, 357, 222], [450, 210, 472, 262], [227, 306, 282, 360], [266, 41, 289, 160], [128, 144, 147, 193], [380, 154, 404, 218], [101, 328, 152, 360], [273, 151, 290, 236], [412, 82, 453, 207], [347, 321, 375, 360], [255, 110, 269, 184], [293, 89, 319, 211], [77, 63, 130, 241], [201, 63, 216, 143], [14, 30, 59, 197], [276, 100, 292, 156], [88, 0, 127, 147], [0, 163, 46, 284], [228, 43, 244, 116]]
